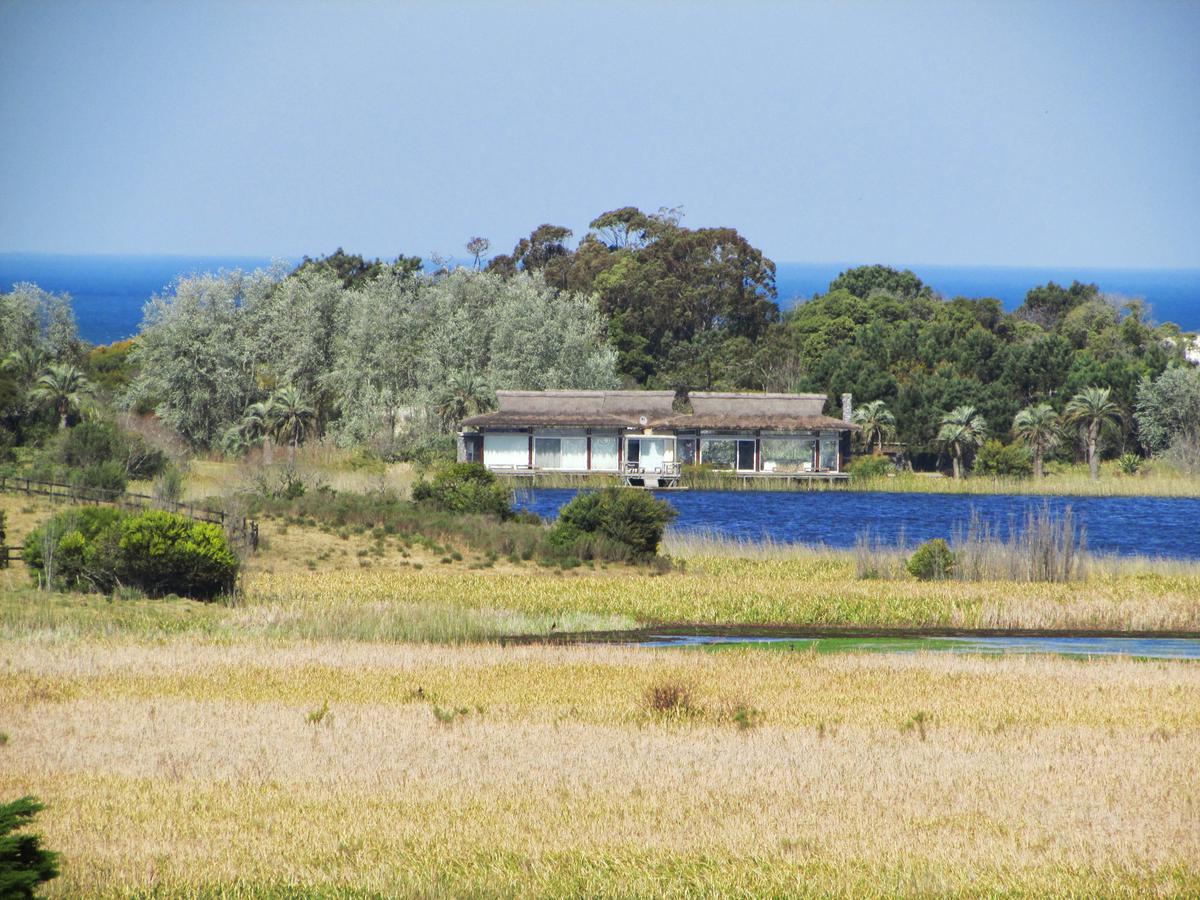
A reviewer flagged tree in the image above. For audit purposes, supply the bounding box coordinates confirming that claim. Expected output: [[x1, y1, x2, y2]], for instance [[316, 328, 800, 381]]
[[828, 265, 929, 300], [1012, 403, 1062, 478], [1134, 367, 1200, 454], [1016, 280, 1099, 330], [235, 400, 273, 463], [33, 363, 92, 429], [0, 795, 59, 897], [937, 405, 987, 479], [434, 372, 493, 433], [852, 399, 897, 454], [1065, 386, 1123, 480], [465, 236, 490, 269], [1, 346, 48, 387], [267, 385, 317, 464]]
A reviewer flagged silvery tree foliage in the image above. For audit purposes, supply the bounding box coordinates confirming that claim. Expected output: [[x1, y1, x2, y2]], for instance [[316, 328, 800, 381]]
[[0, 283, 81, 361], [126, 265, 618, 449]]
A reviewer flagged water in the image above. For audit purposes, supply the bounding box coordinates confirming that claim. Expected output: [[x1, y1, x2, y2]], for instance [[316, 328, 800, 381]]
[[0, 253, 284, 344], [634, 633, 1200, 659], [515, 489, 1200, 559], [2, 253, 1197, 345]]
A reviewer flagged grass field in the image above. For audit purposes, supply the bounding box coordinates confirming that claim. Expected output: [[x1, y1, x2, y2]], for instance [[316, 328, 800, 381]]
[[2, 641, 1198, 897], [3, 490, 1200, 896]]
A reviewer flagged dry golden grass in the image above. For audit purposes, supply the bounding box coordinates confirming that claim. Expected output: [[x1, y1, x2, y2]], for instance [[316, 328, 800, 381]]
[[1, 641, 1197, 897]]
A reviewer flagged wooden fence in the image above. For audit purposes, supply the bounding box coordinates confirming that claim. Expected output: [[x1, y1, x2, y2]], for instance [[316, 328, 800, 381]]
[[0, 475, 258, 551]]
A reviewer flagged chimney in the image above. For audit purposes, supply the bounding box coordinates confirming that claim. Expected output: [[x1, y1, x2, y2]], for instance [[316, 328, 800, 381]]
[[842, 392, 853, 423]]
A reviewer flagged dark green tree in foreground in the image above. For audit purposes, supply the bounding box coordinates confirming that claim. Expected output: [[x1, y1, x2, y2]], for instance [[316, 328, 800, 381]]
[[0, 796, 59, 898]]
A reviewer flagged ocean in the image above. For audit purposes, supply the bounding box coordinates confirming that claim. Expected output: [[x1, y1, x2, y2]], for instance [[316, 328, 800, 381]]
[[1, 253, 1197, 345]]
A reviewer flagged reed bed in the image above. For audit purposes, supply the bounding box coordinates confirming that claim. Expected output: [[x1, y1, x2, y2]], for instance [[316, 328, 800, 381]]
[[2, 641, 1197, 897]]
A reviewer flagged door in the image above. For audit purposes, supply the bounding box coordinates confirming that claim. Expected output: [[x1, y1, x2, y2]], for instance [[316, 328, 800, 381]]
[[736, 439, 756, 472]]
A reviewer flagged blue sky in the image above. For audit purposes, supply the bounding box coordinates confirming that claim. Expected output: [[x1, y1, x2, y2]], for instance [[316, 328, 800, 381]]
[[1, 0, 1197, 267]]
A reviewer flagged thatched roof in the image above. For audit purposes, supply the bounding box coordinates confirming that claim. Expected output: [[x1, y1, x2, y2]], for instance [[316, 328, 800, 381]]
[[462, 390, 859, 432]]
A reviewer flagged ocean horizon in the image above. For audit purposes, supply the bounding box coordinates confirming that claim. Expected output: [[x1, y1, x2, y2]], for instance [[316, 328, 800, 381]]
[[1, 252, 1198, 344]]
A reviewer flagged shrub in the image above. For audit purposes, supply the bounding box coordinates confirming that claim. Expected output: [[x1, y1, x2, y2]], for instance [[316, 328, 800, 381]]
[[71, 459, 127, 494], [0, 795, 60, 897], [906, 539, 954, 580], [549, 488, 677, 559], [847, 455, 893, 479], [116, 510, 239, 599], [412, 463, 512, 519], [1116, 452, 1142, 475], [24, 508, 238, 600], [972, 440, 1033, 478], [56, 419, 167, 480]]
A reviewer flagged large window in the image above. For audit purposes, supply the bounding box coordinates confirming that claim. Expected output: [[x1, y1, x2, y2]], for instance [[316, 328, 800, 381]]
[[819, 434, 839, 471], [677, 438, 697, 465], [591, 435, 619, 471], [535, 436, 587, 470], [760, 437, 816, 474], [483, 433, 528, 468], [701, 438, 756, 471]]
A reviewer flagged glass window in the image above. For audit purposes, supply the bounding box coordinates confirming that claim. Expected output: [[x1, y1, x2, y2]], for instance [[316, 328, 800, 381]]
[[534, 437, 561, 469], [591, 435, 618, 471], [483, 433, 528, 468], [819, 435, 839, 471], [701, 438, 736, 469], [560, 437, 587, 469], [761, 437, 816, 474], [629, 438, 666, 470], [677, 438, 697, 465]]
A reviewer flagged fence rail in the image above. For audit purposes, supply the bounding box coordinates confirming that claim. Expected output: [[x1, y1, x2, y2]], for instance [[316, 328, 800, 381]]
[[0, 475, 258, 551]]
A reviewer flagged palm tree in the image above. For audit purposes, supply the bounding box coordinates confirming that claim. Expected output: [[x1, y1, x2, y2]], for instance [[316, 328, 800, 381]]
[[852, 400, 897, 455], [2, 345, 48, 386], [937, 405, 987, 479], [435, 372, 493, 433], [238, 400, 274, 464], [1065, 386, 1122, 480], [1012, 403, 1062, 479], [266, 385, 316, 464], [33, 363, 93, 429]]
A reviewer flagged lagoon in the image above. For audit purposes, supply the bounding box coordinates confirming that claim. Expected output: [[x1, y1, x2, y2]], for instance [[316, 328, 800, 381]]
[[515, 488, 1200, 559]]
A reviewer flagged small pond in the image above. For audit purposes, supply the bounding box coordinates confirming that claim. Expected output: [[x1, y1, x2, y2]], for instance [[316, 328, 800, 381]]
[[515, 489, 1200, 559], [635, 634, 1200, 660]]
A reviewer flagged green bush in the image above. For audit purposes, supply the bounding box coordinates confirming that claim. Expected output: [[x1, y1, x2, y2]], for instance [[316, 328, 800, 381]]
[[71, 459, 128, 494], [972, 440, 1033, 478], [0, 795, 60, 898], [847, 455, 893, 479], [906, 539, 955, 580], [412, 462, 512, 519], [549, 488, 677, 559], [57, 420, 167, 480], [24, 507, 238, 600]]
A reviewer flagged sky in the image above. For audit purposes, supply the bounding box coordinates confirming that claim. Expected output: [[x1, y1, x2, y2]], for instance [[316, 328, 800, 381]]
[[1, 0, 1197, 268]]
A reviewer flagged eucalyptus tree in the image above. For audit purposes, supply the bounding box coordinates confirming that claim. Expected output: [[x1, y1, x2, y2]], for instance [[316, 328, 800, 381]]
[[1012, 403, 1062, 478], [267, 385, 317, 464], [937, 405, 987, 479], [1134, 367, 1200, 454], [34, 363, 93, 429], [852, 399, 897, 454], [1066, 386, 1123, 480]]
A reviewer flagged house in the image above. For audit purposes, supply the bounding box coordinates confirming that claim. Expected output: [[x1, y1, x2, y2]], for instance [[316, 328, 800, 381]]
[[458, 390, 860, 486]]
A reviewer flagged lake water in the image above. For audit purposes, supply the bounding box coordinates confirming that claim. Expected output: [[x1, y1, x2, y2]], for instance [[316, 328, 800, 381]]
[[514, 489, 1200, 560], [2, 253, 1198, 344]]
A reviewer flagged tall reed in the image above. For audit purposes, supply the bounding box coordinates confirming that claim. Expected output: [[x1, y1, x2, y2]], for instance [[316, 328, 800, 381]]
[[951, 504, 1087, 582]]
